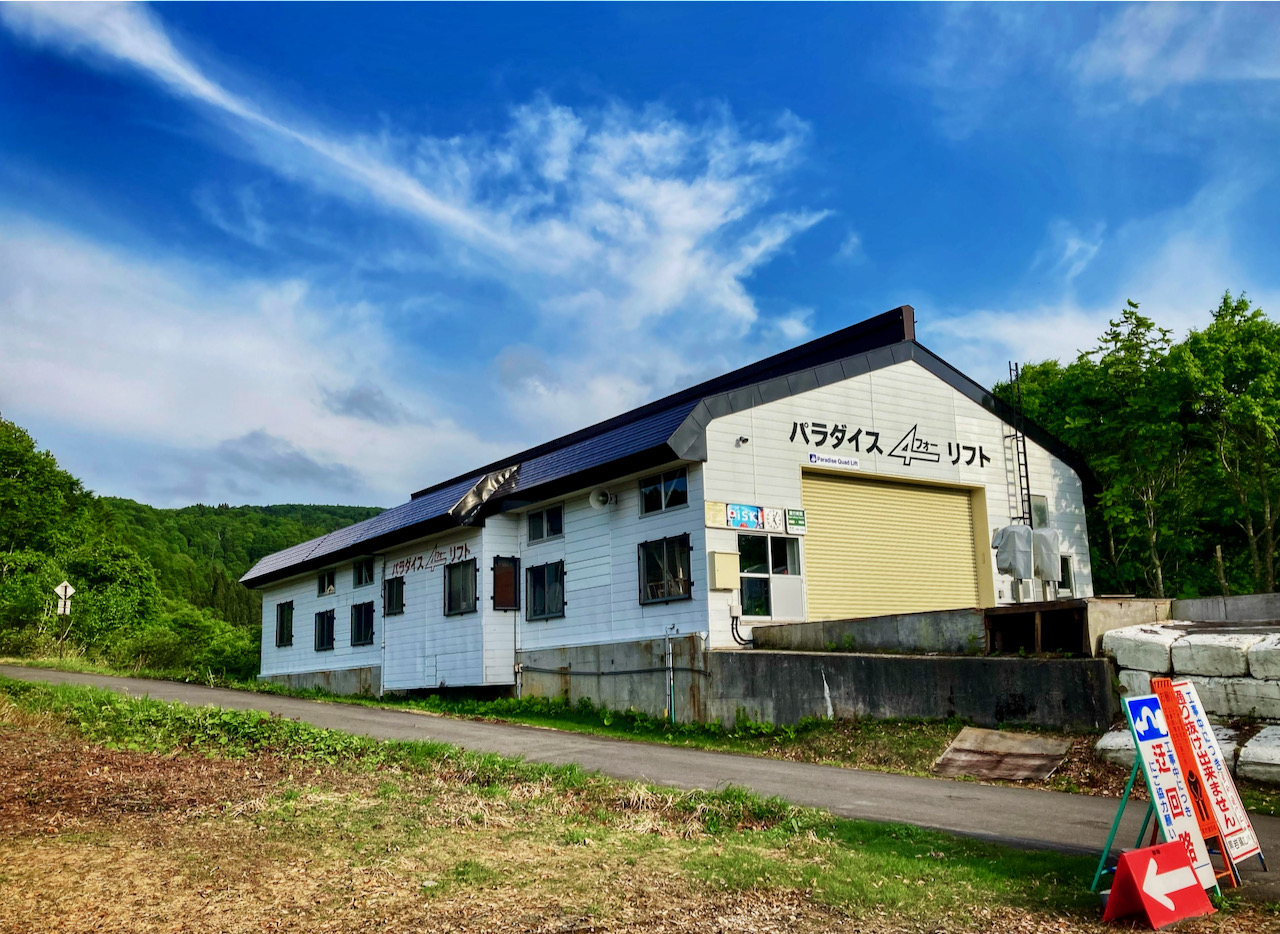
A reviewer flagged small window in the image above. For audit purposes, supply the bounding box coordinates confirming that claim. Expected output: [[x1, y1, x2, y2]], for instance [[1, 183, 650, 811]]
[[1030, 495, 1049, 530], [383, 576, 405, 615], [350, 601, 375, 646], [444, 558, 478, 616], [314, 609, 335, 651], [353, 558, 375, 588], [638, 534, 693, 604], [492, 556, 520, 611], [739, 533, 801, 618], [527, 561, 565, 620], [275, 601, 294, 648], [1059, 555, 1075, 597], [639, 467, 688, 516], [771, 537, 800, 575], [317, 569, 335, 596], [527, 505, 564, 542]]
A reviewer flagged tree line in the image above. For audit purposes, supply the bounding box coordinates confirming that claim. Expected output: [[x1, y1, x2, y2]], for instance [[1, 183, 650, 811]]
[[994, 292, 1280, 599], [0, 415, 380, 679]]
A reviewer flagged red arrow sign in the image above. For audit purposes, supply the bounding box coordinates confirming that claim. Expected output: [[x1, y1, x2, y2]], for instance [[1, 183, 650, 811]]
[[1103, 843, 1215, 929]]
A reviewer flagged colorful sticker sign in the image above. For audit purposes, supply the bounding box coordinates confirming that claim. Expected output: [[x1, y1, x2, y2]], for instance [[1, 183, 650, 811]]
[[1124, 694, 1216, 891], [726, 504, 763, 530], [1171, 681, 1262, 865]]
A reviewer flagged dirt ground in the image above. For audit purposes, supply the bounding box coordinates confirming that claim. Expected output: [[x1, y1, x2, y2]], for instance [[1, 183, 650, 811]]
[[0, 713, 1273, 933]]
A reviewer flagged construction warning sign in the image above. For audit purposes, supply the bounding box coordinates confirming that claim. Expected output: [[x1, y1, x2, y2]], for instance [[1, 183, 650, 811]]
[[1102, 842, 1215, 929], [1123, 694, 1215, 891]]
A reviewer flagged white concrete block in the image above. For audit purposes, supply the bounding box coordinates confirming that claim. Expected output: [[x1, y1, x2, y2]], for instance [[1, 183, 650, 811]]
[[1095, 728, 1136, 768], [1211, 725, 1241, 773], [1222, 677, 1280, 721], [1102, 626, 1181, 673], [1246, 634, 1280, 680], [1237, 726, 1280, 784], [1171, 632, 1264, 677], [1182, 676, 1232, 717], [1118, 668, 1154, 698]]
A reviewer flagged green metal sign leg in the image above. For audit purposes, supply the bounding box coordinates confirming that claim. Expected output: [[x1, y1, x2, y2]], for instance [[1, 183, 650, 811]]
[[1092, 759, 1142, 893]]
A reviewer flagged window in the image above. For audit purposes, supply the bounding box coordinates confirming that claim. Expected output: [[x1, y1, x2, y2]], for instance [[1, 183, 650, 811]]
[[1030, 495, 1049, 530], [444, 558, 478, 616], [638, 534, 693, 604], [353, 558, 375, 588], [383, 575, 405, 615], [739, 534, 801, 618], [317, 569, 335, 596], [639, 467, 688, 516], [527, 505, 564, 542], [492, 557, 520, 611], [350, 601, 375, 646], [275, 601, 294, 648], [314, 609, 335, 651], [1059, 555, 1075, 597], [527, 561, 565, 620]]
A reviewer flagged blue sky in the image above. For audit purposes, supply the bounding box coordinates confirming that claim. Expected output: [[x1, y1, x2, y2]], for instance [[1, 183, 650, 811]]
[[2, 3, 1279, 508]]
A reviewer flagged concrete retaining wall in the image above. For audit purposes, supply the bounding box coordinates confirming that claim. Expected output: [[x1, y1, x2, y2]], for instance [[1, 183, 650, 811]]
[[751, 609, 985, 655], [1170, 593, 1280, 622], [261, 665, 381, 696], [704, 651, 1116, 730], [517, 637, 1116, 730], [1086, 598, 1171, 656]]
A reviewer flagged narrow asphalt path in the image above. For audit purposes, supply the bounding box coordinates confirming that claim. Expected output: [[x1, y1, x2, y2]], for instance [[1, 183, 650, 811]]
[[3, 664, 1277, 898]]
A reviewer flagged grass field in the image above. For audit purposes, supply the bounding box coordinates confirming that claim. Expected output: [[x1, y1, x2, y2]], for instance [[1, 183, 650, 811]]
[[1, 676, 1276, 933]]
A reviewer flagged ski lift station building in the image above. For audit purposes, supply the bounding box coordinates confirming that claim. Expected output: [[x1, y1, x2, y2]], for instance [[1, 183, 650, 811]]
[[241, 306, 1097, 702]]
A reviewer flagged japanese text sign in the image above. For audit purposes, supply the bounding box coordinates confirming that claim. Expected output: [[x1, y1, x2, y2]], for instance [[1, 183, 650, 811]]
[[1124, 694, 1215, 891]]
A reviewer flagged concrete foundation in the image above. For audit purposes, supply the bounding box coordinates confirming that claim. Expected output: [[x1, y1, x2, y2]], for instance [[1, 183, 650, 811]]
[[750, 608, 985, 655], [261, 665, 381, 697], [1086, 598, 1171, 656]]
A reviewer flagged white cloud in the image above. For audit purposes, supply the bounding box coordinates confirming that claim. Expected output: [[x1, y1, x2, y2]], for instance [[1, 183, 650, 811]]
[[835, 231, 864, 264], [1073, 4, 1280, 102], [0, 1, 831, 445], [0, 220, 507, 505], [1033, 220, 1104, 284]]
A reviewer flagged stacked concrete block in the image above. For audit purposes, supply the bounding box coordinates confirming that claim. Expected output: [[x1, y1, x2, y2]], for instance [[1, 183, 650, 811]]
[[1170, 633, 1263, 677], [1247, 634, 1280, 680], [1238, 726, 1280, 783], [1095, 724, 1240, 773], [1102, 626, 1181, 674]]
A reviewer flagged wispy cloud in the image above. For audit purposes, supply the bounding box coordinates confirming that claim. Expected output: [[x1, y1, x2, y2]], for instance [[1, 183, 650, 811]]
[[1033, 219, 1104, 285], [834, 231, 865, 264], [1, 1, 831, 446]]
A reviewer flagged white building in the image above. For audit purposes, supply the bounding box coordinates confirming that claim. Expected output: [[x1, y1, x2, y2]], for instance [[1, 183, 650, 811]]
[[241, 307, 1095, 694]]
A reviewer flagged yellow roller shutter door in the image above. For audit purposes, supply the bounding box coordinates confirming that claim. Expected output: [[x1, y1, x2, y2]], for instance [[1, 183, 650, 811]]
[[802, 472, 980, 621]]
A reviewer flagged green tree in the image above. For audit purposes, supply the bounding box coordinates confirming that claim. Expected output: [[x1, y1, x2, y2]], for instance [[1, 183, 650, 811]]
[[0, 417, 93, 555]]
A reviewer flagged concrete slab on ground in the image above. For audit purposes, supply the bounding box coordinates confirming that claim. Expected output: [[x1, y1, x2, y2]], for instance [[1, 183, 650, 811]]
[[1239, 726, 1280, 784]]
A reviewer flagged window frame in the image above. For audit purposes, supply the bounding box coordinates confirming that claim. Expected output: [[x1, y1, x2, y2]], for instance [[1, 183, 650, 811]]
[[443, 558, 479, 617], [314, 608, 335, 651], [383, 575, 405, 616], [637, 533, 694, 605], [353, 557, 375, 588], [638, 467, 689, 517], [526, 560, 566, 621], [350, 601, 375, 647], [1059, 555, 1075, 597], [1030, 494, 1050, 530], [317, 569, 336, 597], [275, 601, 294, 648], [527, 504, 565, 543], [492, 556, 521, 612], [737, 533, 802, 619]]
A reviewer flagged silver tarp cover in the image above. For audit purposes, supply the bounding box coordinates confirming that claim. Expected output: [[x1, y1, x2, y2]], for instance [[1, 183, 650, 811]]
[[449, 464, 520, 526], [991, 523, 1033, 580]]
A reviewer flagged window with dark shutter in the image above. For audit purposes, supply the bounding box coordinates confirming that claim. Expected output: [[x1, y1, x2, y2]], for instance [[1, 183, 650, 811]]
[[350, 601, 375, 646], [526, 561, 565, 620], [314, 609, 335, 651], [383, 576, 405, 615], [637, 534, 693, 604], [492, 556, 520, 611], [444, 559, 478, 616], [275, 601, 294, 647]]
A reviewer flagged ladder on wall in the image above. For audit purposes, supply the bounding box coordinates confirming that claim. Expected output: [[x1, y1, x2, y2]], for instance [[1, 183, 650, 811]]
[[1006, 361, 1032, 525]]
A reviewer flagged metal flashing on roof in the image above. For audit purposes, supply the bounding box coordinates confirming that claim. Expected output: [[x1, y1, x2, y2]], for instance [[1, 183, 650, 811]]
[[450, 465, 520, 526]]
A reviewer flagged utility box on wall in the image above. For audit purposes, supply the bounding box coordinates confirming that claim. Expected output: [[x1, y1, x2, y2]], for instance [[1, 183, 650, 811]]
[[709, 552, 741, 591]]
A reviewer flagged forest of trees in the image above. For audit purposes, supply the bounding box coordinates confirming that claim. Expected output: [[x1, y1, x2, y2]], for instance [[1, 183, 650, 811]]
[[1, 290, 1275, 679], [0, 415, 380, 679], [994, 291, 1280, 599]]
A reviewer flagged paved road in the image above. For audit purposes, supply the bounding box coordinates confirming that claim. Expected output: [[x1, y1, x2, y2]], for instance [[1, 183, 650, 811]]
[[3, 664, 1277, 899]]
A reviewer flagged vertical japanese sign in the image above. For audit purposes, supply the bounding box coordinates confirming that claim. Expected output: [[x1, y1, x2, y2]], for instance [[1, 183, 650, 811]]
[[1124, 694, 1216, 891], [1171, 681, 1262, 866]]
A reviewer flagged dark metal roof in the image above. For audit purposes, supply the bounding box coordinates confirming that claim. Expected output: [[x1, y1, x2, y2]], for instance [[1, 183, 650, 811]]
[[240, 305, 1093, 589]]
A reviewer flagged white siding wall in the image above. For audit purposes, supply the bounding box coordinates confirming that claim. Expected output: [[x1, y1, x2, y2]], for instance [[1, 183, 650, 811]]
[[701, 359, 1093, 646], [481, 514, 520, 685], [258, 560, 383, 678], [515, 463, 709, 652]]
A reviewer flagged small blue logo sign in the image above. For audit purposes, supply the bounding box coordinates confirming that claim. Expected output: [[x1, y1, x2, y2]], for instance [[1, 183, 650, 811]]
[[1126, 696, 1168, 742]]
